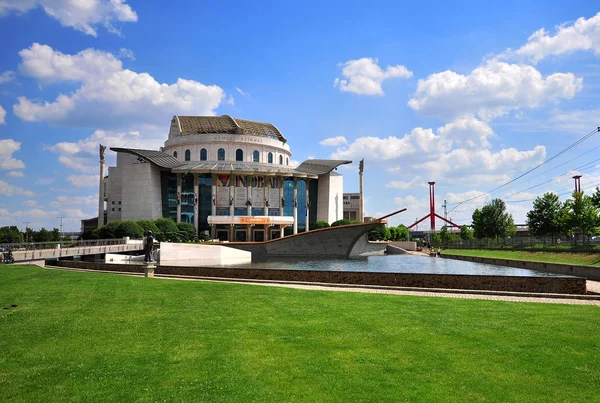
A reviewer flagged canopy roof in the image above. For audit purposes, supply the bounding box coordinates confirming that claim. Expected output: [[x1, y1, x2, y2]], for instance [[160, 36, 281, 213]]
[[174, 115, 286, 142]]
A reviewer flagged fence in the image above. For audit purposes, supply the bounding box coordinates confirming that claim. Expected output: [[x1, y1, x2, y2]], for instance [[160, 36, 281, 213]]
[[0, 238, 137, 253], [443, 236, 600, 250]]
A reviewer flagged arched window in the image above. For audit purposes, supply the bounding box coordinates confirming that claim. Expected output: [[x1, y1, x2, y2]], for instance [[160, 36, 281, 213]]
[[173, 151, 178, 159], [253, 150, 260, 162], [286, 157, 289, 166], [279, 155, 283, 164], [185, 149, 191, 161], [200, 148, 207, 161], [268, 152, 273, 164], [218, 148, 225, 161], [236, 149, 244, 161]]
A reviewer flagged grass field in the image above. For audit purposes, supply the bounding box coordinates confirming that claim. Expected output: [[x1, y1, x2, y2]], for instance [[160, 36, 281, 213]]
[[444, 249, 600, 267], [1, 265, 599, 401]]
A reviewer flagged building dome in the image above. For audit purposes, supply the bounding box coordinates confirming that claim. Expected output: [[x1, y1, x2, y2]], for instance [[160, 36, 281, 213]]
[[170, 115, 286, 142]]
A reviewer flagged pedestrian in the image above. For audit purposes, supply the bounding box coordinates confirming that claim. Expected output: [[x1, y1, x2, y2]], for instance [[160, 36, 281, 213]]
[[144, 231, 154, 262]]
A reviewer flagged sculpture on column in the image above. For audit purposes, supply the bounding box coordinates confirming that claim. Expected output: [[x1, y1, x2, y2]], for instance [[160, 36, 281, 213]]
[[144, 231, 154, 263], [99, 144, 106, 161]]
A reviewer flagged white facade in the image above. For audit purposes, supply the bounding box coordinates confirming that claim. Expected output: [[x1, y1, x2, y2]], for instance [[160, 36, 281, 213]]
[[100, 115, 350, 241]]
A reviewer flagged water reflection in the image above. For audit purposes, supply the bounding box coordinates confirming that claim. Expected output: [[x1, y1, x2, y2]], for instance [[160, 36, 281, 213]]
[[169, 254, 567, 277]]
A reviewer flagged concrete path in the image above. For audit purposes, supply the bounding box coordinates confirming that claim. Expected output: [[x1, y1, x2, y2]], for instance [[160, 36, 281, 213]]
[[43, 265, 600, 307]]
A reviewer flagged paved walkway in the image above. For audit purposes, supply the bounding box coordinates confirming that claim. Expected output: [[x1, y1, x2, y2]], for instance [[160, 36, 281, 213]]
[[44, 265, 600, 307]]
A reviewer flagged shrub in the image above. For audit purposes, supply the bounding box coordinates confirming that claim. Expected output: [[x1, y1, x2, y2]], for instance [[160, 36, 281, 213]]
[[154, 218, 179, 241], [93, 221, 120, 239], [331, 219, 352, 227], [177, 222, 197, 242], [312, 220, 330, 230], [115, 221, 144, 239], [136, 220, 160, 236]]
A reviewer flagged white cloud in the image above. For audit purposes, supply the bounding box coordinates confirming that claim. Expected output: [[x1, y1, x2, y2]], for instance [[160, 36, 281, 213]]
[[35, 177, 55, 185], [12, 208, 57, 219], [7, 171, 24, 177], [0, 139, 25, 170], [23, 200, 37, 207], [334, 57, 413, 95], [437, 116, 495, 149], [68, 174, 98, 187], [514, 12, 600, 63], [408, 60, 583, 121], [385, 178, 425, 189], [118, 48, 135, 60], [50, 195, 96, 208], [235, 87, 249, 97], [0, 180, 34, 196], [0, 0, 138, 37], [58, 155, 97, 173], [319, 136, 347, 146], [0, 105, 5, 124], [0, 70, 17, 84], [14, 43, 227, 129]]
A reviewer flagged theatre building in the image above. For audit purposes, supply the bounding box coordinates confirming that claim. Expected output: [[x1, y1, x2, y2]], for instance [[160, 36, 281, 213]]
[[102, 115, 350, 242]]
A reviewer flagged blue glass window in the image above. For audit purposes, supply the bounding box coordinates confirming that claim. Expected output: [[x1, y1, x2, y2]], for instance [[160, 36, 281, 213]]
[[253, 150, 260, 162], [200, 148, 207, 161], [236, 149, 244, 161], [185, 149, 191, 161], [268, 152, 273, 164], [218, 148, 225, 161]]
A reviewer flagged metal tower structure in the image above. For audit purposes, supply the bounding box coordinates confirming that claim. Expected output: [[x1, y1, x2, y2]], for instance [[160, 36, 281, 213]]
[[407, 181, 461, 231]]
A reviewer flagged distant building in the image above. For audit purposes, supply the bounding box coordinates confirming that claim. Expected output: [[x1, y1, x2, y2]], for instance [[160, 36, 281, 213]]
[[343, 193, 362, 221], [91, 116, 350, 241]]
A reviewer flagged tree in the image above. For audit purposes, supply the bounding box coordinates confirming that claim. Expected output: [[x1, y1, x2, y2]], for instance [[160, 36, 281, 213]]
[[526, 192, 563, 243], [0, 226, 24, 243], [92, 221, 120, 239], [51, 228, 61, 242], [33, 228, 53, 242], [368, 224, 390, 241], [439, 225, 453, 245], [459, 226, 474, 240], [177, 222, 197, 242], [312, 220, 330, 230], [136, 220, 160, 236], [154, 218, 179, 241], [396, 225, 409, 241], [471, 198, 516, 240], [115, 221, 144, 239], [562, 191, 600, 243], [591, 187, 600, 209]]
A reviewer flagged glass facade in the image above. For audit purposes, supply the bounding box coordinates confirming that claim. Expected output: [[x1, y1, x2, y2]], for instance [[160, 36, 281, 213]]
[[180, 174, 194, 224], [161, 172, 177, 220], [198, 174, 212, 232], [296, 179, 306, 231]]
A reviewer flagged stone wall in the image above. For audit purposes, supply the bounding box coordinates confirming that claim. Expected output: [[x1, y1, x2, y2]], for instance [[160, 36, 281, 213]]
[[442, 254, 600, 281], [52, 260, 586, 294]]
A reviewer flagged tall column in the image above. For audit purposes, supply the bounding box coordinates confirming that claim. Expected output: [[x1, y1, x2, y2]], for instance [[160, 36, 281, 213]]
[[211, 175, 217, 239], [305, 179, 310, 232], [293, 178, 298, 234], [229, 174, 235, 216], [176, 173, 182, 223], [279, 176, 284, 216], [247, 176, 252, 216], [264, 176, 269, 216], [359, 158, 364, 223], [98, 144, 106, 226], [193, 174, 199, 233]]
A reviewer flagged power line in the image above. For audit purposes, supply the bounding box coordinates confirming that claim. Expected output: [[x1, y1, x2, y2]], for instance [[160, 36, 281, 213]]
[[447, 126, 600, 213]]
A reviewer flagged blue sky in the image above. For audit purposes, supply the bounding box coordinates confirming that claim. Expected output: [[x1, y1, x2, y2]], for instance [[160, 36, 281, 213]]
[[1, 0, 600, 232]]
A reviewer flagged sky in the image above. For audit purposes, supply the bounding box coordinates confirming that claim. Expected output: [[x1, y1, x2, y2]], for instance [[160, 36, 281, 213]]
[[1, 0, 600, 233]]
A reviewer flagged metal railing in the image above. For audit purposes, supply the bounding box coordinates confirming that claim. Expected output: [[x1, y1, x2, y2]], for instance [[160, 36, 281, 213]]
[[0, 238, 139, 252], [441, 236, 600, 251]]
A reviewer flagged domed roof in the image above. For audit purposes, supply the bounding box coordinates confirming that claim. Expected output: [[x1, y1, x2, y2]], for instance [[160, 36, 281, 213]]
[[173, 115, 286, 142]]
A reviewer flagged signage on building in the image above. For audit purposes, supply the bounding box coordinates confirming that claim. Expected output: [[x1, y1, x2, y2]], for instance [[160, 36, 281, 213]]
[[240, 217, 271, 224]]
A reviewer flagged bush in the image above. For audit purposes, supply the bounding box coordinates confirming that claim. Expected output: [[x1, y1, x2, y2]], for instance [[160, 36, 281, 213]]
[[136, 220, 160, 236], [154, 218, 179, 241], [93, 221, 120, 239], [115, 221, 144, 239], [312, 220, 330, 230], [177, 222, 197, 242], [331, 219, 352, 227]]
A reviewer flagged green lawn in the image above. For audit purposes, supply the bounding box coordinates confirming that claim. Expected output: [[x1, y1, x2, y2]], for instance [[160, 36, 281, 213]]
[[444, 249, 600, 267], [1, 265, 599, 402]]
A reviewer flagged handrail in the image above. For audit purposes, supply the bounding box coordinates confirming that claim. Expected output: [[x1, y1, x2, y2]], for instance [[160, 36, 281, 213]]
[[0, 238, 141, 252]]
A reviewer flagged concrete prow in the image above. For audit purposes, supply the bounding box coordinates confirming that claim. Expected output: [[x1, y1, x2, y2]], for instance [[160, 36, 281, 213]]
[[386, 244, 408, 255], [224, 220, 387, 259]]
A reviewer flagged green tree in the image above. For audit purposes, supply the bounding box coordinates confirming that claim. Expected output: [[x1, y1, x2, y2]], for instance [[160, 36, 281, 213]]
[[526, 192, 563, 243], [136, 220, 160, 236], [311, 220, 330, 230], [368, 224, 390, 241], [154, 218, 179, 241], [471, 198, 516, 240], [33, 228, 53, 242], [177, 222, 197, 242], [0, 226, 24, 243], [562, 191, 600, 243], [92, 221, 120, 239], [459, 226, 474, 240], [591, 187, 600, 209], [51, 228, 61, 242], [439, 225, 453, 245], [331, 219, 361, 227], [115, 221, 144, 239]]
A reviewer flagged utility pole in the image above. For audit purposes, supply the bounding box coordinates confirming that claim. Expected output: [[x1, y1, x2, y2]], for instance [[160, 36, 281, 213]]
[[23, 221, 31, 243], [57, 216, 65, 238], [443, 200, 447, 222]]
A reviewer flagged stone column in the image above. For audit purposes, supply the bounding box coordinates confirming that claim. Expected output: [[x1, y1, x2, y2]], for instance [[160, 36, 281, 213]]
[[264, 176, 269, 216], [193, 174, 199, 233], [229, 175, 234, 216], [247, 175, 252, 216], [176, 173, 182, 223], [279, 177, 284, 217], [293, 178, 298, 235], [305, 179, 310, 232], [98, 152, 105, 226], [211, 174, 217, 239]]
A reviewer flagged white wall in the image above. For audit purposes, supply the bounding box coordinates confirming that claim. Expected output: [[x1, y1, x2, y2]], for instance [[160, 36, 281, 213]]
[[317, 172, 344, 224], [118, 153, 163, 221]]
